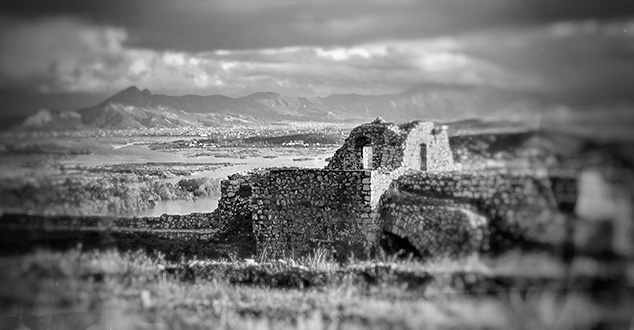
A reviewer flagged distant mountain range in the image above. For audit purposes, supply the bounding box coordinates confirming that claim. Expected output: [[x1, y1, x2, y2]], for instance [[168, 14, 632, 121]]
[[12, 84, 597, 131]]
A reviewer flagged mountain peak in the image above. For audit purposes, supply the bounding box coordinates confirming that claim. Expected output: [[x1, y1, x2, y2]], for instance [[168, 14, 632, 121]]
[[106, 86, 152, 104], [116, 86, 152, 96], [120, 86, 141, 95]]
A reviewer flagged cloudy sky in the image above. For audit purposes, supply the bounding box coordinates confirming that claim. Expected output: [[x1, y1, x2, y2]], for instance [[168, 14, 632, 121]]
[[1, 0, 634, 116]]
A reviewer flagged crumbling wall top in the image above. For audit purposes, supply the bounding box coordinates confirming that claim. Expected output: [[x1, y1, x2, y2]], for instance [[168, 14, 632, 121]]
[[326, 120, 454, 172]]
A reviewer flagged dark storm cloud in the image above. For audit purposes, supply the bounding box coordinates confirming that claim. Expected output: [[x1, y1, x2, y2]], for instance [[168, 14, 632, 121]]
[[1, 0, 634, 51], [1, 0, 634, 118], [458, 21, 634, 106]]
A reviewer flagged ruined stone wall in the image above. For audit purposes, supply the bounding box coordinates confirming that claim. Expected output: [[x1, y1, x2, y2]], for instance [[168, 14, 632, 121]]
[[370, 170, 401, 208], [212, 168, 374, 258], [379, 193, 488, 258], [327, 119, 454, 173], [411, 171, 557, 229], [377, 170, 564, 254], [0, 212, 246, 259], [215, 172, 255, 227], [401, 123, 454, 172], [427, 127, 455, 171], [393, 170, 557, 214], [251, 168, 373, 258], [326, 120, 406, 171], [210, 172, 259, 247], [0, 212, 217, 231]]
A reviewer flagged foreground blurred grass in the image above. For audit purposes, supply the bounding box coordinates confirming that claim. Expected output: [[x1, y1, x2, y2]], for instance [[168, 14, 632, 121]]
[[0, 247, 630, 330]]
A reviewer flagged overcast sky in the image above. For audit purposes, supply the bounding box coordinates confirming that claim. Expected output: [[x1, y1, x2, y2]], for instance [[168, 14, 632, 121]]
[[1, 0, 634, 115]]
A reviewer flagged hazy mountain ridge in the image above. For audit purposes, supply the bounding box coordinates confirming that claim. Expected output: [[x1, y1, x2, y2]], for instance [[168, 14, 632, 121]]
[[17, 84, 627, 132]]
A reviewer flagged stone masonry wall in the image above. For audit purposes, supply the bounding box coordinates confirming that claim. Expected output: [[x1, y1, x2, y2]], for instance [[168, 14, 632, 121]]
[[378, 169, 564, 254], [210, 172, 259, 246], [327, 119, 454, 173], [213, 168, 373, 259], [378, 193, 489, 258], [251, 168, 372, 259], [401, 123, 454, 172], [326, 119, 406, 171], [0, 211, 245, 259]]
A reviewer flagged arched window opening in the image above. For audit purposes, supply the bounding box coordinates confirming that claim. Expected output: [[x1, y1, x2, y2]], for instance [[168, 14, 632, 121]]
[[354, 136, 373, 170], [362, 146, 373, 169]]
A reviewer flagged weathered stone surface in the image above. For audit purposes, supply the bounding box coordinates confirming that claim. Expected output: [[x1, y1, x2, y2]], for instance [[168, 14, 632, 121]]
[[3, 119, 632, 263], [326, 120, 454, 172], [379, 192, 488, 257], [214, 168, 373, 259], [383, 170, 577, 253]]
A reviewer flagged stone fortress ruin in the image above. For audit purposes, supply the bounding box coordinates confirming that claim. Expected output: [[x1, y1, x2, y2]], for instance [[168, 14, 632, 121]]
[[212, 118, 634, 259], [215, 118, 458, 258], [2, 118, 631, 261]]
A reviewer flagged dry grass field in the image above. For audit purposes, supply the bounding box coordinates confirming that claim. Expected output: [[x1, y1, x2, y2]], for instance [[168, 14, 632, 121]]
[[0, 247, 630, 330]]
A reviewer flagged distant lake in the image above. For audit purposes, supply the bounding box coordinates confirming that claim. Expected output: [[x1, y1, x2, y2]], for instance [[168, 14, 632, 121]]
[[138, 196, 219, 217]]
